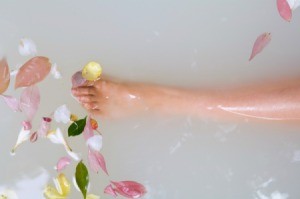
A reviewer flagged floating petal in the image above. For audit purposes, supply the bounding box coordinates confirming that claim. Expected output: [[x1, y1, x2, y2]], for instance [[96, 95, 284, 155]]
[[287, 0, 300, 10], [54, 105, 71, 124], [87, 194, 100, 199], [66, 150, 80, 161], [0, 189, 19, 199], [90, 118, 98, 130], [277, 0, 292, 21], [30, 131, 38, 143], [37, 117, 52, 137], [111, 181, 147, 199], [47, 128, 70, 150], [20, 85, 40, 121], [249, 32, 271, 61], [11, 127, 31, 154], [18, 38, 37, 56], [86, 135, 103, 152], [0, 58, 10, 94], [71, 71, 86, 88], [51, 63, 62, 79], [55, 156, 71, 172], [1, 95, 21, 112], [83, 116, 94, 140], [15, 56, 51, 89], [88, 148, 108, 175], [44, 173, 70, 199], [22, 120, 32, 130], [104, 184, 117, 197]]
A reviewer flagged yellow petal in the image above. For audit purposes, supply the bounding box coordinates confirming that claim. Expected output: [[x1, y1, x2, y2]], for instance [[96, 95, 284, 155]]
[[87, 194, 100, 199], [82, 61, 102, 81], [44, 186, 66, 199], [57, 173, 71, 196], [70, 114, 78, 122], [44, 173, 70, 199]]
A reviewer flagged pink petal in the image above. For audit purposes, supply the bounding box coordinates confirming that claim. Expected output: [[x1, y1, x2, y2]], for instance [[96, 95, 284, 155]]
[[0, 58, 10, 94], [15, 56, 51, 89], [20, 85, 40, 121], [1, 95, 21, 112], [37, 117, 52, 137], [249, 32, 272, 61], [83, 116, 94, 140], [22, 120, 32, 130], [104, 184, 118, 197], [71, 70, 86, 88], [30, 131, 38, 143], [111, 181, 147, 199], [277, 0, 292, 21], [88, 148, 109, 175], [55, 156, 71, 172]]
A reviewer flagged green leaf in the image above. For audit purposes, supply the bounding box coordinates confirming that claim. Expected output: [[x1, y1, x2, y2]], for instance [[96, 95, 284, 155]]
[[68, 117, 87, 137], [75, 161, 89, 199]]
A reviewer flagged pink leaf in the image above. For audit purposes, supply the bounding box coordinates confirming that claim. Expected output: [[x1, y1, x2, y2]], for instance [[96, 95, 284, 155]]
[[249, 32, 272, 61], [55, 156, 71, 172], [20, 85, 40, 121], [1, 95, 21, 112], [111, 181, 147, 199], [71, 70, 86, 88], [104, 184, 118, 197], [88, 148, 109, 175], [0, 58, 10, 94], [30, 131, 38, 143], [15, 56, 51, 89], [277, 0, 292, 21], [37, 117, 52, 137], [83, 116, 94, 140]]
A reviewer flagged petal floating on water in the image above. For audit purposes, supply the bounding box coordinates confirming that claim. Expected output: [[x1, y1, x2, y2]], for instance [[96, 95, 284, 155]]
[[86, 135, 103, 152], [0, 189, 19, 199], [19, 85, 40, 121], [0, 58, 10, 94], [104, 184, 118, 197], [277, 0, 292, 21], [88, 148, 108, 175], [55, 156, 71, 172], [18, 38, 37, 56], [30, 131, 38, 143], [87, 194, 100, 199], [111, 181, 147, 199], [54, 105, 71, 124], [1, 95, 21, 112], [51, 63, 62, 79], [83, 116, 94, 140], [37, 117, 52, 138], [249, 32, 271, 61], [15, 56, 51, 89], [286, 0, 300, 10], [22, 120, 32, 130], [44, 173, 70, 199], [11, 127, 31, 154]]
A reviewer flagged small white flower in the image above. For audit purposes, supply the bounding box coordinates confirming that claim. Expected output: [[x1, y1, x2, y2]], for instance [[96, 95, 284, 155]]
[[66, 150, 80, 161], [11, 127, 31, 154], [86, 135, 103, 152], [0, 189, 18, 199], [18, 38, 37, 56], [54, 105, 71, 124], [51, 63, 62, 79]]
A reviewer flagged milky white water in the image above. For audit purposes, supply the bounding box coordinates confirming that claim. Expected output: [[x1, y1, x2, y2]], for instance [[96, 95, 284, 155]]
[[1, 0, 300, 198]]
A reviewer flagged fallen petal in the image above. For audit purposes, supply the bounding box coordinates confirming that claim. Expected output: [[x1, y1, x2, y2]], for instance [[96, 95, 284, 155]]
[[286, 0, 300, 10], [11, 127, 31, 154], [15, 56, 51, 89], [0, 58, 10, 94], [1, 95, 21, 112], [104, 184, 118, 197], [0, 189, 19, 199], [277, 0, 292, 21], [44, 173, 70, 199], [111, 181, 147, 199], [71, 71, 86, 88], [54, 105, 71, 124], [249, 32, 272, 61], [66, 150, 80, 161], [87, 194, 100, 199], [83, 116, 94, 140], [18, 38, 37, 56], [30, 131, 38, 143], [51, 63, 62, 79], [55, 156, 71, 172], [20, 85, 40, 121], [88, 148, 108, 175], [86, 135, 103, 152], [37, 117, 52, 138], [22, 120, 32, 130]]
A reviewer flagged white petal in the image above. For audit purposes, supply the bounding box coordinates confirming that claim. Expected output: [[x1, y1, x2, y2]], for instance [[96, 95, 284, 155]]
[[12, 127, 31, 153], [54, 105, 71, 124], [87, 194, 100, 199], [293, 0, 300, 9], [18, 38, 37, 56], [86, 135, 103, 152], [53, 177, 63, 195], [66, 150, 80, 161], [72, 176, 80, 192], [287, 0, 300, 10], [0, 189, 19, 199], [51, 63, 62, 79], [47, 128, 65, 145]]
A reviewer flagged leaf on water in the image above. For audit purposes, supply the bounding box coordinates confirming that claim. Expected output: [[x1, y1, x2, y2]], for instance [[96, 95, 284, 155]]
[[75, 161, 89, 199], [277, 0, 292, 21], [110, 181, 147, 199], [18, 38, 37, 56], [55, 156, 71, 172], [20, 85, 40, 122], [68, 117, 87, 137], [88, 148, 108, 175], [0, 58, 10, 94], [15, 56, 51, 89], [249, 32, 272, 61], [1, 95, 21, 112]]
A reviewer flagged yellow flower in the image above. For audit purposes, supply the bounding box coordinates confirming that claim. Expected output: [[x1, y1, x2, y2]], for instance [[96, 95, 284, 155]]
[[44, 173, 70, 199], [82, 61, 102, 81]]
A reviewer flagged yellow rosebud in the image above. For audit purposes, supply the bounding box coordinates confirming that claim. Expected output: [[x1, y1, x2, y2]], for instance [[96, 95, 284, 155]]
[[82, 61, 102, 81]]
